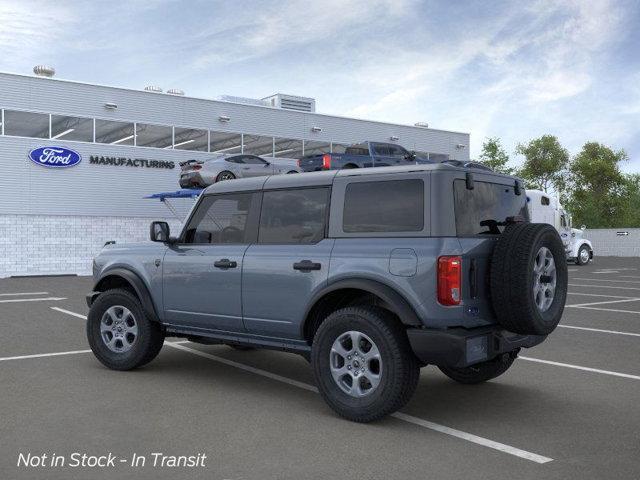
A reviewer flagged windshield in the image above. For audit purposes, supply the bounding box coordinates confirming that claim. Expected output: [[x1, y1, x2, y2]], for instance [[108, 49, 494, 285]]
[[453, 180, 529, 235]]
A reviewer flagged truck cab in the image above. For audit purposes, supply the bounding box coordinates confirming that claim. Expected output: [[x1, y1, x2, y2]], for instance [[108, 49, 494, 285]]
[[526, 190, 594, 265], [297, 141, 422, 171]]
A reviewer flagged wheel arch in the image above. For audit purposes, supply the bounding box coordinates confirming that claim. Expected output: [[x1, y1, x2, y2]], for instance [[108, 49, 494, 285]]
[[90, 268, 160, 322], [302, 278, 421, 344]]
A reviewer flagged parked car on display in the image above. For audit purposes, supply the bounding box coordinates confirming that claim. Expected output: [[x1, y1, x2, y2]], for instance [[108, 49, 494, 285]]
[[179, 154, 300, 188], [526, 189, 594, 265], [86, 163, 567, 423], [297, 141, 430, 171]]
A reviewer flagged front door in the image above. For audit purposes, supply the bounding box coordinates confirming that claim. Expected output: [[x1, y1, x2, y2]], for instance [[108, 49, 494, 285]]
[[240, 155, 274, 178], [162, 191, 260, 333], [242, 187, 333, 339]]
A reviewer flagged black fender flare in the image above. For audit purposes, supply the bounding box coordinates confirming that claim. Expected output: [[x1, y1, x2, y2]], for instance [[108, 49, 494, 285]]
[[303, 278, 422, 334], [89, 268, 160, 322]]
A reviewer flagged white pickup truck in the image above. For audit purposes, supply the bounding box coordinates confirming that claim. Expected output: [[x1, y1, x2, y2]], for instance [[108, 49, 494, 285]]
[[526, 190, 593, 265]]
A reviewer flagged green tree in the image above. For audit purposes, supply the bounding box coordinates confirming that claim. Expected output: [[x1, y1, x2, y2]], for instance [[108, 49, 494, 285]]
[[567, 142, 628, 228], [478, 137, 513, 174], [620, 174, 640, 227], [515, 135, 569, 194]]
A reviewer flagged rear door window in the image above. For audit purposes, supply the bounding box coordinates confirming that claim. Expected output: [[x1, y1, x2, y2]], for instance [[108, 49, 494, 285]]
[[453, 180, 529, 235], [343, 179, 424, 232], [258, 188, 329, 244]]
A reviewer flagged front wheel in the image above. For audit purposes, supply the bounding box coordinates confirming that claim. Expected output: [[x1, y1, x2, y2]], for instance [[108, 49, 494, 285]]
[[87, 289, 164, 371], [576, 245, 591, 265], [438, 353, 516, 384], [311, 306, 419, 423]]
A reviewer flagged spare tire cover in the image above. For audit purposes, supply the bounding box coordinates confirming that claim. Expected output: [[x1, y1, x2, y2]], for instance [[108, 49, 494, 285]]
[[490, 223, 568, 335]]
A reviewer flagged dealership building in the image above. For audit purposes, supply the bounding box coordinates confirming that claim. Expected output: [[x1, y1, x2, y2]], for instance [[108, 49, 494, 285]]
[[0, 68, 470, 277]]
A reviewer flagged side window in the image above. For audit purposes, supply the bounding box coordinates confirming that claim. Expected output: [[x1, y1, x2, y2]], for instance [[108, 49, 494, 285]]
[[343, 180, 424, 233], [226, 156, 244, 164], [183, 193, 255, 244], [243, 155, 267, 165], [541, 196, 550, 205], [387, 145, 406, 158], [259, 188, 329, 244], [373, 144, 390, 156]]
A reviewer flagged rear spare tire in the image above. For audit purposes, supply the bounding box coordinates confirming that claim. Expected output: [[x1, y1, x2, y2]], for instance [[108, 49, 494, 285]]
[[490, 223, 567, 335]]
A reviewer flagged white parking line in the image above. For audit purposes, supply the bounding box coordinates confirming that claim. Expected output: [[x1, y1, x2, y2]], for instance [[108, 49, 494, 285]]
[[0, 297, 67, 304], [520, 357, 640, 381], [0, 292, 49, 296], [569, 283, 640, 291], [572, 278, 640, 284], [618, 275, 640, 280], [568, 292, 638, 299], [566, 305, 640, 315], [166, 342, 553, 464], [558, 324, 640, 337], [566, 298, 640, 308], [51, 307, 88, 319], [0, 349, 91, 362]]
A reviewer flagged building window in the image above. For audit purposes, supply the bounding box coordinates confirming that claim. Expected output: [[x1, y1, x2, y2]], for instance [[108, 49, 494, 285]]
[[243, 134, 274, 156], [343, 180, 424, 233], [95, 119, 135, 145], [303, 140, 331, 156], [135, 123, 173, 148], [50, 115, 94, 142], [273, 137, 303, 158], [210, 131, 242, 154], [173, 127, 208, 151], [259, 188, 329, 244], [3, 110, 49, 139]]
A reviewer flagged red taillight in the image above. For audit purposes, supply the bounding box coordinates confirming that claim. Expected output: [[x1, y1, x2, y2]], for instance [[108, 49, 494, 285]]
[[322, 154, 331, 169], [437, 256, 461, 306], [297, 159, 302, 167]]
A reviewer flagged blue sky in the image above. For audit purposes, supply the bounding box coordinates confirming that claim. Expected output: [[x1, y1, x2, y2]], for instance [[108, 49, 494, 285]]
[[1, 0, 639, 171]]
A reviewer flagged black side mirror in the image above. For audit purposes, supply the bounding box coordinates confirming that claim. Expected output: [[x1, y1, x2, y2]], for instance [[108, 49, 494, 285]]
[[150, 221, 170, 242]]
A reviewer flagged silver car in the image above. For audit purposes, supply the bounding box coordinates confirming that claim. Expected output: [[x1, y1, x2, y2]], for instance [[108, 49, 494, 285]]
[[179, 154, 300, 188]]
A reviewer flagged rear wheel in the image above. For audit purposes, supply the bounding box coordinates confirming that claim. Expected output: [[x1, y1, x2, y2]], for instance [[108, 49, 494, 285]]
[[439, 352, 516, 384], [216, 171, 236, 182], [576, 245, 591, 265], [87, 289, 164, 370], [286, 170, 298, 174], [311, 306, 419, 423]]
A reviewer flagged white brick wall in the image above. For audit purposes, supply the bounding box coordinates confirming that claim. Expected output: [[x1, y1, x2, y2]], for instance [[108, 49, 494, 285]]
[[0, 215, 182, 277], [584, 228, 640, 257]]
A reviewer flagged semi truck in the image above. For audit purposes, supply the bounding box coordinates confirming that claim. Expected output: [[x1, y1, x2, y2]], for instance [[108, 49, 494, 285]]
[[526, 190, 593, 265]]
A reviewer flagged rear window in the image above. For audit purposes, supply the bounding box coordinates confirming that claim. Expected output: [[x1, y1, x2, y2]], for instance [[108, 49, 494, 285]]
[[454, 180, 528, 235], [343, 179, 424, 233], [345, 147, 369, 156]]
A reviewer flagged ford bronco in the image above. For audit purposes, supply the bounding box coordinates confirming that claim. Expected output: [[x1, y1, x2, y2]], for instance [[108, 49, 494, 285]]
[[86, 163, 567, 422]]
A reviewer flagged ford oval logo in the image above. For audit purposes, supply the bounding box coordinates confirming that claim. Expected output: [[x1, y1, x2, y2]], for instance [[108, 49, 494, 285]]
[[28, 146, 82, 168]]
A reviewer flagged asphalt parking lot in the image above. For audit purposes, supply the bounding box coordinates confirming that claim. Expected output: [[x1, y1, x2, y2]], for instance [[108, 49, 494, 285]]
[[1, 257, 640, 480]]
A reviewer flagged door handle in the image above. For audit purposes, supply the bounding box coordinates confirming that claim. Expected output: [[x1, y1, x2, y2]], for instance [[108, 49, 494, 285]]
[[214, 258, 237, 269], [293, 260, 321, 271], [242, 167, 250, 170]]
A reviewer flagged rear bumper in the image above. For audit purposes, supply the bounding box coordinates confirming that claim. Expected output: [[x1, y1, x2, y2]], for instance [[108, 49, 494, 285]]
[[407, 325, 547, 368]]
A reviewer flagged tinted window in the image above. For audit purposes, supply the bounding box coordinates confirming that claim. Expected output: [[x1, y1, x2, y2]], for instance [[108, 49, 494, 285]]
[[454, 180, 529, 236], [51, 115, 93, 142], [259, 188, 329, 244], [184, 193, 255, 244], [243, 155, 267, 165], [388, 145, 408, 158], [95, 119, 135, 145], [343, 180, 424, 233], [541, 196, 550, 205], [373, 144, 390, 156], [226, 156, 244, 164]]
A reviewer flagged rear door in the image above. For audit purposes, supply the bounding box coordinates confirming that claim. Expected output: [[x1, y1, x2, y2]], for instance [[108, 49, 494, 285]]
[[162, 192, 260, 332], [239, 155, 274, 178], [242, 187, 333, 339]]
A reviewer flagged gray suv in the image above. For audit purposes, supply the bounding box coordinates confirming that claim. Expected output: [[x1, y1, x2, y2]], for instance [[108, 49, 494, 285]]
[[87, 164, 568, 422]]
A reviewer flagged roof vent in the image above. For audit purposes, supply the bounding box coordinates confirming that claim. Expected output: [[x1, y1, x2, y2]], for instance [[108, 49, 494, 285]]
[[144, 85, 163, 93], [167, 88, 185, 96], [33, 65, 55, 78], [262, 93, 316, 113], [414, 122, 429, 128]]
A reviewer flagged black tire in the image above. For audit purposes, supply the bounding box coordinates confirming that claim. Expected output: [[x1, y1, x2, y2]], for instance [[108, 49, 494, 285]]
[[311, 306, 419, 423], [87, 289, 164, 371], [286, 170, 298, 174], [490, 223, 568, 335], [439, 353, 516, 384], [576, 245, 591, 265], [342, 164, 358, 169], [216, 171, 236, 182]]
